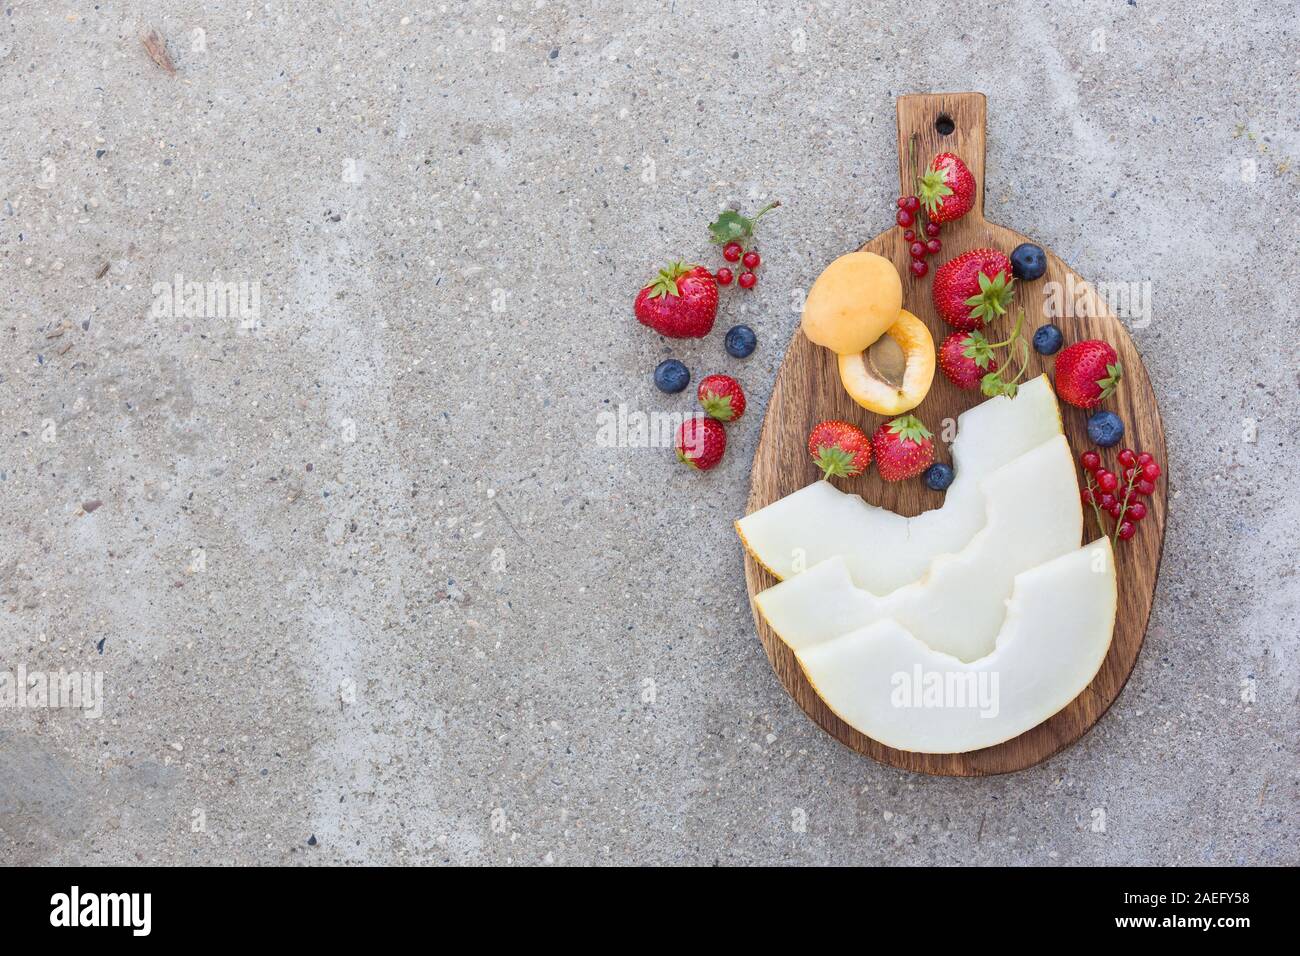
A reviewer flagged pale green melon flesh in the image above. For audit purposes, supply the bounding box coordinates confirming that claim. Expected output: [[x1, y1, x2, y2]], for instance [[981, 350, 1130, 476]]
[[736, 375, 1064, 595], [796, 539, 1116, 754], [754, 434, 1082, 662]]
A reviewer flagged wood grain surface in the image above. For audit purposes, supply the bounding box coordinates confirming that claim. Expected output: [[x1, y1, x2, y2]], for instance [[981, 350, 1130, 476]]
[[741, 92, 1167, 775]]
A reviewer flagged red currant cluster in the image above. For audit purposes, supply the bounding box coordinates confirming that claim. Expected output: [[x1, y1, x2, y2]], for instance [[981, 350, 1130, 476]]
[[1079, 448, 1162, 543], [898, 200, 942, 279], [716, 242, 761, 290], [896, 136, 943, 279]]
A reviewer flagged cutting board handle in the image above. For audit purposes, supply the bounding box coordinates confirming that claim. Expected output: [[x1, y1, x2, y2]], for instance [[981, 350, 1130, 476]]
[[895, 93, 987, 220]]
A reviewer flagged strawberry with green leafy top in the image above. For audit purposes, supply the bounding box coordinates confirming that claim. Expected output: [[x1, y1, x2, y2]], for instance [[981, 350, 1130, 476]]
[[939, 331, 997, 390], [1055, 340, 1123, 409], [872, 415, 935, 482], [634, 262, 718, 338], [932, 248, 1015, 331], [938, 310, 1031, 397], [807, 420, 872, 480], [697, 374, 746, 422], [917, 153, 975, 224]]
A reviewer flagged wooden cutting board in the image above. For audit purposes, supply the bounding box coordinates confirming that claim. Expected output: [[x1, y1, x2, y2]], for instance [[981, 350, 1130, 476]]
[[742, 92, 1167, 776]]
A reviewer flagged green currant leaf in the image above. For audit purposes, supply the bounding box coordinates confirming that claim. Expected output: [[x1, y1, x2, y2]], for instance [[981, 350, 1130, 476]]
[[708, 210, 751, 245], [708, 201, 781, 245]]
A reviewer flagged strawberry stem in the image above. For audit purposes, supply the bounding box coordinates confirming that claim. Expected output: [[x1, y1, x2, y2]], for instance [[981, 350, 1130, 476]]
[[978, 311, 1031, 398], [1009, 340, 1031, 385], [987, 309, 1024, 350]]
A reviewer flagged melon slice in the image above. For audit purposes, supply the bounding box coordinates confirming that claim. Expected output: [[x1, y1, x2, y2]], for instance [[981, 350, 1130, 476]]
[[753, 434, 1082, 662], [736, 374, 1063, 594], [795, 538, 1116, 754]]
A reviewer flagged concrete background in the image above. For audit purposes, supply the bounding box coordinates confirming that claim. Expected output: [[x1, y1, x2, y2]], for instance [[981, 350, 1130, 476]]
[[1, 1, 1296, 865]]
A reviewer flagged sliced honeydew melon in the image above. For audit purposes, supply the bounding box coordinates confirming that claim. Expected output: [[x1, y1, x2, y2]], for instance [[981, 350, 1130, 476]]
[[736, 375, 1064, 595]]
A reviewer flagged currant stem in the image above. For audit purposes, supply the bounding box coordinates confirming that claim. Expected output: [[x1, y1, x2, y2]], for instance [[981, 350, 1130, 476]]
[[912, 138, 934, 233], [1084, 471, 1107, 536], [908, 134, 918, 192], [1111, 464, 1141, 547]]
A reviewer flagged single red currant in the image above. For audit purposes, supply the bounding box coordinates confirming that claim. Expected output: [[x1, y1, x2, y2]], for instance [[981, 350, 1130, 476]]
[[1117, 449, 1136, 468], [925, 222, 940, 238], [1137, 452, 1153, 466], [1099, 493, 1117, 511], [909, 259, 928, 278], [909, 241, 926, 259], [1116, 521, 1136, 541], [896, 209, 914, 228], [1097, 471, 1119, 493], [1080, 450, 1101, 472], [1142, 461, 1161, 481], [1108, 501, 1123, 519], [722, 242, 742, 263], [738, 271, 757, 289], [903, 196, 920, 212], [896, 197, 909, 209], [1135, 478, 1155, 496], [903, 229, 916, 242], [1126, 501, 1147, 522], [716, 267, 733, 286], [742, 251, 760, 270], [926, 238, 941, 255], [1081, 489, 1095, 506]]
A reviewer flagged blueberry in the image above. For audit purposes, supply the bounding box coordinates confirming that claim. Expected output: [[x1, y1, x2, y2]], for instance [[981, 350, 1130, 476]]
[[725, 324, 757, 358], [1010, 242, 1047, 281], [653, 359, 690, 394], [1086, 411, 1124, 447], [924, 462, 955, 492], [1033, 324, 1064, 355]]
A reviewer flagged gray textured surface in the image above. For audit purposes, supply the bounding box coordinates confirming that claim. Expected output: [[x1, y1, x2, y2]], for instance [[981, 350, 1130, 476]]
[[1, 1, 1296, 866]]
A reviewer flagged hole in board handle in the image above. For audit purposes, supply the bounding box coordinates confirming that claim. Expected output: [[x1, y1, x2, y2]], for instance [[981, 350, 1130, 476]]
[[935, 114, 955, 136]]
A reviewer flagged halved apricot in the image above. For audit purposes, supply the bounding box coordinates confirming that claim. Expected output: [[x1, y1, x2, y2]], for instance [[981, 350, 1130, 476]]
[[838, 310, 935, 415], [801, 251, 902, 355]]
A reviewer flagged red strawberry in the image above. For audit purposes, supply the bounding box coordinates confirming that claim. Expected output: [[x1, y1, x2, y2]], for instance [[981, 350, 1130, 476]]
[[1055, 340, 1123, 409], [634, 262, 718, 338], [932, 248, 1014, 331], [697, 374, 746, 422], [938, 310, 1031, 397], [872, 415, 935, 482], [938, 331, 998, 390], [807, 420, 872, 480], [918, 153, 976, 224], [675, 416, 727, 470]]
